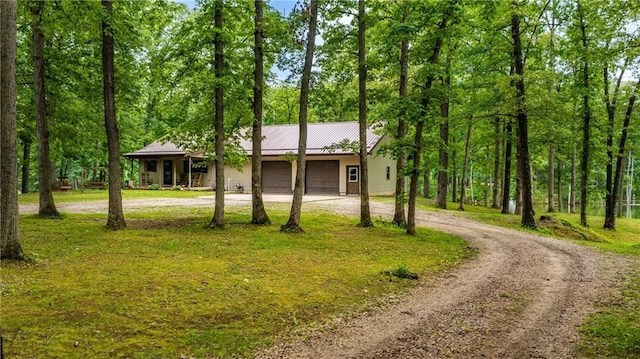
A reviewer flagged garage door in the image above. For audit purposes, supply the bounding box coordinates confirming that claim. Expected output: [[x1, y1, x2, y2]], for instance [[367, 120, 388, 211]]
[[262, 161, 292, 194], [306, 160, 339, 194]]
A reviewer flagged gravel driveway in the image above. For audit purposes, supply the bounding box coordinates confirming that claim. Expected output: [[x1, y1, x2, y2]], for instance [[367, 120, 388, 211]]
[[20, 194, 634, 358]]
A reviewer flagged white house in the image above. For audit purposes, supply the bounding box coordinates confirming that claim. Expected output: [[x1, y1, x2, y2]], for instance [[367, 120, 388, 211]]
[[124, 122, 397, 196]]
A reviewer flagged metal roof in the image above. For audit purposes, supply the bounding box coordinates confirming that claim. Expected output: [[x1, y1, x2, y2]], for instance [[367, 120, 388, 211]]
[[124, 122, 384, 158]]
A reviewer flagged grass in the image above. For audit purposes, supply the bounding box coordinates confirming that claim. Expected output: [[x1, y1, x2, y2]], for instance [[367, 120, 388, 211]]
[[376, 195, 640, 358], [18, 189, 208, 205], [1, 205, 473, 358]]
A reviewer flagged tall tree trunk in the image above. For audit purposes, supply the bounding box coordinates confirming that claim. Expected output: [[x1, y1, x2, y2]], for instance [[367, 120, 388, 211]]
[[210, 0, 225, 228], [102, 0, 125, 230], [458, 115, 473, 211], [1, 0, 24, 260], [251, 0, 270, 225], [547, 144, 555, 212], [282, 0, 318, 232], [484, 145, 490, 207], [546, 6, 558, 213], [32, 0, 60, 218], [501, 119, 513, 214], [557, 158, 563, 213], [616, 156, 626, 218], [607, 78, 640, 228], [358, 0, 373, 227], [392, 5, 409, 227], [511, 6, 535, 228], [451, 149, 458, 203], [406, 6, 453, 235], [21, 138, 31, 194], [602, 64, 625, 228], [577, 1, 590, 227], [436, 54, 451, 209], [423, 168, 430, 198], [570, 146, 577, 213], [492, 117, 501, 209]]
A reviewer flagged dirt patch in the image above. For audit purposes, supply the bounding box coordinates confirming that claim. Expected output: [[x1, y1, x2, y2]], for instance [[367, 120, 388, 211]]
[[255, 198, 633, 358]]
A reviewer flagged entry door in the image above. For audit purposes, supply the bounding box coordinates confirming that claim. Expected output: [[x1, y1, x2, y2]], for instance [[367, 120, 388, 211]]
[[346, 166, 360, 195], [163, 160, 173, 186]]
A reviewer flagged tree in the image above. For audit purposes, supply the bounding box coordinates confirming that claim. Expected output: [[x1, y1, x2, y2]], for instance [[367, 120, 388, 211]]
[[607, 78, 640, 229], [491, 116, 501, 208], [1, 0, 24, 260], [511, 1, 535, 228], [576, 0, 590, 228], [31, 0, 60, 218], [251, 0, 270, 225], [102, 0, 126, 230], [282, 0, 318, 233], [406, 1, 456, 235], [392, 8, 409, 225], [436, 54, 451, 210], [210, 0, 226, 229], [358, 0, 373, 228], [458, 115, 473, 211]]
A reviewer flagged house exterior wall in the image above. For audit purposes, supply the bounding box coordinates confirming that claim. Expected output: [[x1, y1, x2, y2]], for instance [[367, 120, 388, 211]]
[[367, 137, 396, 196], [135, 138, 396, 196]]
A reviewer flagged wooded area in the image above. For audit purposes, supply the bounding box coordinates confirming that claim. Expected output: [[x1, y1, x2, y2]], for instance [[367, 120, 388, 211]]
[[1, 0, 639, 258]]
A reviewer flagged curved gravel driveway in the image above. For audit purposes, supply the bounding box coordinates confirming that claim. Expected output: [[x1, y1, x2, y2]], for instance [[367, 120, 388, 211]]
[[20, 194, 633, 358]]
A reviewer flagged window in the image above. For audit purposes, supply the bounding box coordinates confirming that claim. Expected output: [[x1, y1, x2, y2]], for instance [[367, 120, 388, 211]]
[[349, 167, 358, 182], [146, 160, 157, 172], [386, 166, 391, 180], [183, 159, 208, 173]]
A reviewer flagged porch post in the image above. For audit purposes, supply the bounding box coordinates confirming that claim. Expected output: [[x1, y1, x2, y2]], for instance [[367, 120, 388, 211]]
[[173, 159, 177, 187], [188, 156, 192, 189]]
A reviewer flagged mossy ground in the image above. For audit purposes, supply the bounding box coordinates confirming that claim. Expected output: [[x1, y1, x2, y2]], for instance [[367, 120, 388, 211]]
[[1, 201, 472, 358]]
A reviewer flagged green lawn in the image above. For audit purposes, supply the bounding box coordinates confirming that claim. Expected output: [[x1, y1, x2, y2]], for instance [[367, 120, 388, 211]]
[[1, 205, 473, 358], [380, 195, 640, 358], [18, 188, 208, 205]]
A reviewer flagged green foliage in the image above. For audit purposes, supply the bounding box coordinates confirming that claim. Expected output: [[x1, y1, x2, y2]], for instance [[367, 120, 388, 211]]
[[382, 264, 419, 280], [1, 207, 472, 358], [148, 183, 160, 190]]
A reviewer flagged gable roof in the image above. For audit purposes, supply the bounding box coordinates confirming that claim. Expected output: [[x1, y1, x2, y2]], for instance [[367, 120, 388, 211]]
[[124, 122, 384, 158]]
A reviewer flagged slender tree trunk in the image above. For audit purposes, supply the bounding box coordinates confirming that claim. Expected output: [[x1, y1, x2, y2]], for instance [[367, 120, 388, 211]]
[[21, 138, 31, 194], [392, 6, 409, 227], [602, 64, 626, 228], [492, 117, 501, 209], [358, 0, 373, 227], [570, 146, 577, 213], [484, 145, 490, 207], [557, 158, 563, 213], [406, 6, 453, 235], [32, 0, 60, 218], [501, 119, 513, 214], [1, 0, 24, 260], [282, 0, 318, 232], [546, 7, 557, 213], [210, 0, 226, 228], [616, 157, 626, 218], [608, 78, 639, 228], [547, 144, 555, 212], [436, 55, 451, 209], [251, 0, 270, 225], [578, 1, 590, 228], [102, 0, 125, 230], [423, 168, 430, 198], [511, 7, 535, 228], [451, 149, 457, 203], [458, 115, 473, 211]]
